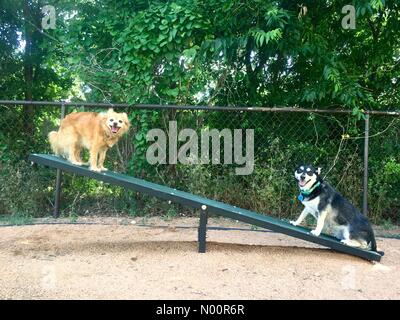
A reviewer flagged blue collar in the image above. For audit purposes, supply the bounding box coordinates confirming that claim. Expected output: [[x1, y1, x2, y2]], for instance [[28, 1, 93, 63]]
[[298, 182, 321, 202], [301, 181, 321, 196]]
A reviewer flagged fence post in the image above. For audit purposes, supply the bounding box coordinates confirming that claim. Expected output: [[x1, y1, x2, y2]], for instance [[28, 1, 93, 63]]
[[53, 101, 66, 218], [362, 113, 370, 216]]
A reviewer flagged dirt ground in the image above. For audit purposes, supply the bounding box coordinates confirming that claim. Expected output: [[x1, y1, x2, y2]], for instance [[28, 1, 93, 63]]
[[0, 216, 399, 300]]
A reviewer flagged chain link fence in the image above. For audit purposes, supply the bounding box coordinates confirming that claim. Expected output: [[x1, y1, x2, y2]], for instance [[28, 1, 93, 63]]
[[0, 101, 399, 223]]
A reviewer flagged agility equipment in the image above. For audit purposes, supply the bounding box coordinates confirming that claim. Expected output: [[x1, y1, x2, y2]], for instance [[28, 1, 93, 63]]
[[29, 154, 382, 261]]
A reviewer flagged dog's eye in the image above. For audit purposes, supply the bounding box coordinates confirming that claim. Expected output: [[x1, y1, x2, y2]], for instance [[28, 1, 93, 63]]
[[119, 120, 122, 123], [306, 171, 314, 176], [110, 119, 114, 122]]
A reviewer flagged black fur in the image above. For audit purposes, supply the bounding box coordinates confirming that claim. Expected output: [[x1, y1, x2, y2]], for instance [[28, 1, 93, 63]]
[[295, 164, 383, 255]]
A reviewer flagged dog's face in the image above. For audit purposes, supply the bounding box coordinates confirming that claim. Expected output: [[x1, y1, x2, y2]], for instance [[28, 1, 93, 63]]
[[102, 109, 130, 136], [294, 164, 321, 190]]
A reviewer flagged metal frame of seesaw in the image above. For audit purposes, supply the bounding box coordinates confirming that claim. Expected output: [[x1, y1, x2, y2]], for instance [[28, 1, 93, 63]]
[[29, 153, 382, 262]]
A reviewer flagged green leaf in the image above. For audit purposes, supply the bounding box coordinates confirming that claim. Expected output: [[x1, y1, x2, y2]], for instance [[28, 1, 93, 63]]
[[165, 87, 179, 97]]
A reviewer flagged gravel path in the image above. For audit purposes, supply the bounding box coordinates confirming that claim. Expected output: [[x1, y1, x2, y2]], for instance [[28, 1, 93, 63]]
[[0, 217, 398, 299]]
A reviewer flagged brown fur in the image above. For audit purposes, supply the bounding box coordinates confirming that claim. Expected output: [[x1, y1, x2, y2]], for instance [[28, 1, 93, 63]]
[[48, 109, 130, 171]]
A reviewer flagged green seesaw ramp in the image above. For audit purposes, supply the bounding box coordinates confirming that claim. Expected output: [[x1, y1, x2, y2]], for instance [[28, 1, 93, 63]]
[[29, 154, 382, 262]]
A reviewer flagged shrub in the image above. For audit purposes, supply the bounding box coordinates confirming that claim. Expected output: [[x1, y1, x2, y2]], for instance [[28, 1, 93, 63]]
[[0, 161, 54, 216]]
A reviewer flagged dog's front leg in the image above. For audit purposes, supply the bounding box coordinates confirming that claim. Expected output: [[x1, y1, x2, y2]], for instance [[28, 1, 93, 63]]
[[98, 149, 108, 171], [310, 210, 328, 236], [89, 147, 101, 172], [290, 208, 309, 226]]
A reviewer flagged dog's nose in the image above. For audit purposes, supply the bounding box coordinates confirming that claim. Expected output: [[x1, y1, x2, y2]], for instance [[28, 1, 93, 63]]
[[113, 122, 118, 126]]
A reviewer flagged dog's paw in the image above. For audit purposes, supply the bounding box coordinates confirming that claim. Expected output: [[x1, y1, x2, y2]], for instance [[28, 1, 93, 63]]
[[89, 167, 101, 172], [100, 167, 108, 172], [289, 220, 298, 226], [310, 229, 320, 237], [340, 239, 350, 246]]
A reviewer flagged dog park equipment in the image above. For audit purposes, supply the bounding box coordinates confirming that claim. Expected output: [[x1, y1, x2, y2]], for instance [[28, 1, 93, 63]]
[[29, 153, 383, 262]]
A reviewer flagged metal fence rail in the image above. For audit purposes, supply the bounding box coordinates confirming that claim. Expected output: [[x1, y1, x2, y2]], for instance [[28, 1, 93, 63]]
[[1, 100, 399, 115], [0, 100, 399, 222]]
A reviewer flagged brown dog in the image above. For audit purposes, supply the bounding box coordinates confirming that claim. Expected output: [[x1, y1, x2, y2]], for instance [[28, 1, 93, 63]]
[[49, 109, 130, 171]]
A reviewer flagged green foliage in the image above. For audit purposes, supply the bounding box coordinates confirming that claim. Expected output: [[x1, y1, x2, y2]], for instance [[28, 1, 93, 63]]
[[0, 1, 73, 101], [369, 157, 400, 223], [0, 212, 34, 226], [250, 28, 283, 47], [0, 161, 54, 216], [0, 0, 399, 224], [44, 0, 398, 109]]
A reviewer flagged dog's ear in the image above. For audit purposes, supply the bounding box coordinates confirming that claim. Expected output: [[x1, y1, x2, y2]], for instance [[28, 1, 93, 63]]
[[107, 108, 114, 114], [317, 167, 322, 175]]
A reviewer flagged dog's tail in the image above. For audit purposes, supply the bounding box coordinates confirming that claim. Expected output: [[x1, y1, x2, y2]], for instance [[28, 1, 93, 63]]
[[48, 131, 61, 155], [369, 230, 385, 256]]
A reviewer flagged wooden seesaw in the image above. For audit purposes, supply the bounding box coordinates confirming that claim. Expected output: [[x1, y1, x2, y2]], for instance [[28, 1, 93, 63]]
[[29, 153, 382, 262]]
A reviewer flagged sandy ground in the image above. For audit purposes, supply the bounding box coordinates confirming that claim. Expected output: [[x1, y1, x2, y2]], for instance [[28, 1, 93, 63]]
[[0, 217, 399, 300]]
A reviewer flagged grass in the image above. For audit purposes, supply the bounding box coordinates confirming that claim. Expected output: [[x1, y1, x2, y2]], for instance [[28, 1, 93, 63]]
[[69, 212, 79, 223], [0, 212, 34, 226], [380, 218, 396, 230], [162, 207, 179, 221]]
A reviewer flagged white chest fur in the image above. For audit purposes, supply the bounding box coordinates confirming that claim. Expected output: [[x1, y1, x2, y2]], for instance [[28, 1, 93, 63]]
[[302, 196, 320, 218]]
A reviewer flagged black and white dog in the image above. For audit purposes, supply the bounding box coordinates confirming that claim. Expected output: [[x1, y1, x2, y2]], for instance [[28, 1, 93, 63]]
[[290, 164, 381, 253]]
